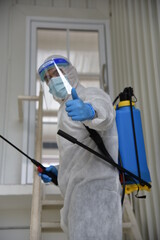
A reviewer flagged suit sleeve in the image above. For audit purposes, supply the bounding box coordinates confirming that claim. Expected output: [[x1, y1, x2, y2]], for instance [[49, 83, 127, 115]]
[[82, 88, 116, 131]]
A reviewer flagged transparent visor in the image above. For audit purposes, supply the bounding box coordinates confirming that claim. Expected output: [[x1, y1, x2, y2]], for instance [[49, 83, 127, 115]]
[[38, 58, 72, 95]]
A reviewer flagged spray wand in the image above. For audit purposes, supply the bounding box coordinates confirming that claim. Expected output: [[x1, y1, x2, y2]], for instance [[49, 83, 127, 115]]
[[0, 135, 58, 185]]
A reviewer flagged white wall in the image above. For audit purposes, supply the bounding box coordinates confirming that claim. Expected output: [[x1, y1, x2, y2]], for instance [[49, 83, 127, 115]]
[[0, 0, 25, 184], [110, 0, 160, 239]]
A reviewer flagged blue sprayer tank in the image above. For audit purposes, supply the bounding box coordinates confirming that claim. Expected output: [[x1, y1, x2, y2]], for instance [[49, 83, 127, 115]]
[[115, 87, 151, 194]]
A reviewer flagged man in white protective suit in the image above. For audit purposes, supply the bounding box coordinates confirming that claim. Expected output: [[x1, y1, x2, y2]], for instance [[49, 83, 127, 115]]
[[38, 55, 122, 240]]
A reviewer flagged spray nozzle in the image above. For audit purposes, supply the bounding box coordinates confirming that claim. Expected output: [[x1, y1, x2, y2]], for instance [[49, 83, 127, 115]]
[[113, 87, 137, 106], [119, 87, 134, 101]]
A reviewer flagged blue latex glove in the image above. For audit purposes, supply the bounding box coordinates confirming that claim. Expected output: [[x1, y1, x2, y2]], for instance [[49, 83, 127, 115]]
[[65, 88, 95, 121], [38, 165, 58, 183]]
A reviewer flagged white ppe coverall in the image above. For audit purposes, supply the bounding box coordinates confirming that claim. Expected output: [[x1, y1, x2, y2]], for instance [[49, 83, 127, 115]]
[[56, 73, 122, 239]]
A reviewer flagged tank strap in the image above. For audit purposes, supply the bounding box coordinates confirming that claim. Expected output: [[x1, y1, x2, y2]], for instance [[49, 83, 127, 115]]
[[83, 124, 115, 164], [84, 123, 143, 180], [84, 124, 125, 205]]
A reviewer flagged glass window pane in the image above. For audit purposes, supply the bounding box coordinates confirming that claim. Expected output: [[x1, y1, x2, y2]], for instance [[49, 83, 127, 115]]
[[69, 30, 100, 75], [37, 28, 67, 68]]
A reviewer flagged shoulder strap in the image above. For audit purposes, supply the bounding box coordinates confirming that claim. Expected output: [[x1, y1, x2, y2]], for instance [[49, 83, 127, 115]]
[[83, 124, 115, 164]]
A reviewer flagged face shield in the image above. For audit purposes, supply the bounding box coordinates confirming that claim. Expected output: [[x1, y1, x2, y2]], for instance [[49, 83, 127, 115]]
[[38, 56, 72, 102]]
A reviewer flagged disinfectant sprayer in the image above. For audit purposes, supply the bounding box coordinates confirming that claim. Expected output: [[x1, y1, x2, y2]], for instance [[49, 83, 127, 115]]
[[114, 87, 151, 194], [0, 135, 58, 185]]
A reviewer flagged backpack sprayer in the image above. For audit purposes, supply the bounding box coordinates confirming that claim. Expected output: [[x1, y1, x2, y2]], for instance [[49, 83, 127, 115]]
[[0, 135, 58, 185], [57, 87, 152, 202], [114, 87, 151, 195]]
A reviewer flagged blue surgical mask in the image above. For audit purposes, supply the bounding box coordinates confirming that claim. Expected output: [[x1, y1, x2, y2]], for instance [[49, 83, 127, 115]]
[[48, 76, 68, 99]]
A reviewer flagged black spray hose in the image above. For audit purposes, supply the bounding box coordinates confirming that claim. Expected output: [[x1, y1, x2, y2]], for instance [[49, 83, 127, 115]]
[[118, 152, 126, 205]]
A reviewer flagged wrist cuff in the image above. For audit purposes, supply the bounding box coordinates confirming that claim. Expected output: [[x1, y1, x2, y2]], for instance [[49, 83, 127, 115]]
[[86, 103, 95, 120]]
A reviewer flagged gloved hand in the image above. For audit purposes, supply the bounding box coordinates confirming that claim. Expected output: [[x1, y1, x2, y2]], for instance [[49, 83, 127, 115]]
[[38, 165, 58, 183], [65, 88, 95, 121]]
